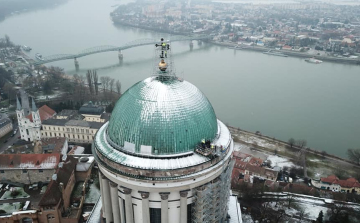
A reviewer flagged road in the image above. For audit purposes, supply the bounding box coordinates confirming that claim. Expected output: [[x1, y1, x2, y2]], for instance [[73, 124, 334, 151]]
[[0, 114, 19, 154]]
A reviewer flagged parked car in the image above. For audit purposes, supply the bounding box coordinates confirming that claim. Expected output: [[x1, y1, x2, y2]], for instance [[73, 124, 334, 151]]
[[3, 139, 8, 143]]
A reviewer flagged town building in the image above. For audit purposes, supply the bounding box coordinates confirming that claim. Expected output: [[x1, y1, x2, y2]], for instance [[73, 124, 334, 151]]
[[312, 175, 360, 193], [16, 90, 56, 142], [37, 156, 79, 223], [0, 153, 60, 185], [41, 102, 110, 144], [93, 40, 235, 223], [38, 137, 68, 155], [0, 153, 95, 223], [41, 119, 104, 144], [79, 101, 110, 122], [231, 151, 278, 189], [0, 116, 12, 138]]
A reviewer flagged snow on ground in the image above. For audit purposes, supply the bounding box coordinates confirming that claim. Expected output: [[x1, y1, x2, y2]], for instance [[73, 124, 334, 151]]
[[234, 143, 268, 160], [244, 136, 277, 150], [267, 200, 326, 221], [264, 192, 360, 221], [296, 202, 329, 221], [242, 214, 254, 223], [266, 155, 296, 168], [228, 195, 242, 223]]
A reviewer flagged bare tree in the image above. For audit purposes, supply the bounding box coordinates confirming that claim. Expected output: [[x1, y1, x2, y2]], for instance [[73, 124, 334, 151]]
[[286, 194, 295, 209], [321, 150, 327, 159], [297, 207, 308, 222], [327, 204, 350, 223], [4, 35, 13, 47], [116, 80, 121, 95], [109, 78, 115, 93], [288, 138, 295, 148], [79, 74, 86, 100], [103, 76, 110, 92], [295, 139, 307, 148], [86, 70, 93, 95], [92, 70, 98, 95], [347, 148, 360, 165], [47, 66, 64, 82]]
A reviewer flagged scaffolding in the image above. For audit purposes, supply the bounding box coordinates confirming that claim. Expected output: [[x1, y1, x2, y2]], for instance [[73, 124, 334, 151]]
[[191, 159, 234, 223]]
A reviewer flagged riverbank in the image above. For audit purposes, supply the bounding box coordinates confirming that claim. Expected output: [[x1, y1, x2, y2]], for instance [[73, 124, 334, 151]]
[[229, 126, 360, 179], [111, 19, 192, 36], [213, 41, 360, 65], [111, 20, 360, 66]]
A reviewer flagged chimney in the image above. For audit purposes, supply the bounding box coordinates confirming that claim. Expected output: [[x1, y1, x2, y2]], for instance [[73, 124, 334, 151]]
[[59, 182, 64, 194]]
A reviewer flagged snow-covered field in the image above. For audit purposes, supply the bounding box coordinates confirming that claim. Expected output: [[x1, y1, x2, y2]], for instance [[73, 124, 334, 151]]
[[266, 155, 296, 168]]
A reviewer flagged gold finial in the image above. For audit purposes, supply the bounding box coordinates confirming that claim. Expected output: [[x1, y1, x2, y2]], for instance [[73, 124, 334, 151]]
[[159, 59, 167, 71]]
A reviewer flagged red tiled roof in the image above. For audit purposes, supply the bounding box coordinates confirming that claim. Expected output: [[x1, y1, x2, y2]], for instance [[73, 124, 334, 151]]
[[338, 178, 360, 189], [248, 157, 263, 166], [0, 154, 60, 169], [321, 175, 360, 189], [233, 158, 278, 180], [234, 160, 247, 169], [233, 151, 249, 159], [231, 168, 245, 189], [38, 156, 77, 207], [283, 183, 316, 195], [321, 175, 339, 184], [26, 105, 56, 122]]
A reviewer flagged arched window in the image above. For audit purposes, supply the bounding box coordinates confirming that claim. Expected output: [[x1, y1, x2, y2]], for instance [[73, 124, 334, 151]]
[[21, 217, 33, 223], [47, 214, 56, 223], [47, 214, 55, 219]]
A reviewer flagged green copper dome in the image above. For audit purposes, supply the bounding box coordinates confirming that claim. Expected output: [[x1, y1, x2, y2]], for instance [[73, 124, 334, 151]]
[[107, 76, 218, 156]]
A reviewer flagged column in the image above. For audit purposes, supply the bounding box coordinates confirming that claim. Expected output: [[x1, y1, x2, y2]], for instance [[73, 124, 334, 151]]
[[110, 182, 121, 223], [123, 187, 134, 223], [160, 192, 170, 223], [139, 191, 150, 223], [180, 190, 189, 223], [119, 196, 125, 223], [98, 172, 105, 216], [101, 175, 113, 222]]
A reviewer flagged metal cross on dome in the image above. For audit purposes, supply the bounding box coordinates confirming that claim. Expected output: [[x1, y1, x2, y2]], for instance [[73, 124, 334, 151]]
[[155, 38, 171, 73]]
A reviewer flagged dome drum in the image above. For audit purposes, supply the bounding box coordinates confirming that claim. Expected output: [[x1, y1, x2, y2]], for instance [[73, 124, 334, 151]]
[[92, 120, 233, 180]]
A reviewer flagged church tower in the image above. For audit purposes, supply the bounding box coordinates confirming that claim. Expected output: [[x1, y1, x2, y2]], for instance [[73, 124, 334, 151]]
[[31, 98, 42, 141], [16, 96, 24, 120]]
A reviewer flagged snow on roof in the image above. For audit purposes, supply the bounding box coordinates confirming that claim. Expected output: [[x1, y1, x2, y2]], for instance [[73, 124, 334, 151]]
[[0, 154, 60, 169], [228, 194, 242, 223], [12, 210, 37, 215], [95, 120, 231, 170], [76, 156, 95, 172], [68, 146, 85, 155], [213, 120, 232, 148]]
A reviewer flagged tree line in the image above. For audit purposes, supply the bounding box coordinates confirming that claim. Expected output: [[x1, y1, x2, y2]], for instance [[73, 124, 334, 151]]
[[86, 70, 121, 96]]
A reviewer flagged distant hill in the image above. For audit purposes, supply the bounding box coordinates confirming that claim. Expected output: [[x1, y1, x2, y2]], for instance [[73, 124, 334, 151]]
[[0, 0, 67, 21]]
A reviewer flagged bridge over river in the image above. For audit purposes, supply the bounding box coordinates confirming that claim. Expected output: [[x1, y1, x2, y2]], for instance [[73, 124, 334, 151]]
[[31, 35, 210, 67]]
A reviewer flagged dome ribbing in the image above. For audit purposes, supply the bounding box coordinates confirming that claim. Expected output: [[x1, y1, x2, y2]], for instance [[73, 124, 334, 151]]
[[107, 76, 217, 156]]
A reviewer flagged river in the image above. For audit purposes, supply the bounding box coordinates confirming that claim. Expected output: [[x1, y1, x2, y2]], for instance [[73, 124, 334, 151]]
[[0, 0, 359, 158]]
